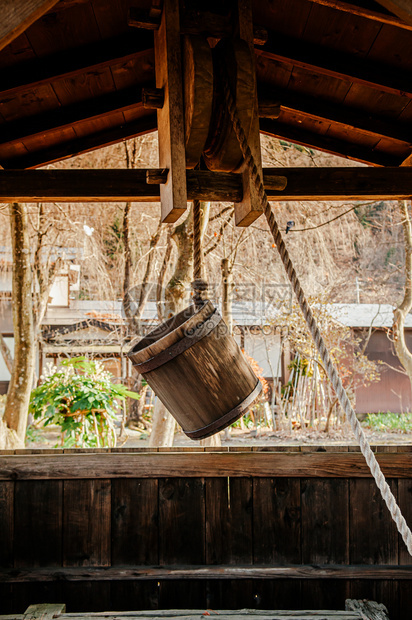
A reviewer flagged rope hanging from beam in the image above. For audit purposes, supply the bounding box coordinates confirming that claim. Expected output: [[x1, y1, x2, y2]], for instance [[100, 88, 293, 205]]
[[192, 199, 208, 308], [221, 66, 412, 557]]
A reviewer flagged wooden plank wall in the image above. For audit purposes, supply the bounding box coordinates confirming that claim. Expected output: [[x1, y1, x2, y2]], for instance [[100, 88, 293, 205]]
[[0, 447, 411, 618]]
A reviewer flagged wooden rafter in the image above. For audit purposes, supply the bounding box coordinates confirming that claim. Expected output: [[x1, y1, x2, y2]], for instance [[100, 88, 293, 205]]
[[260, 119, 404, 167], [258, 86, 412, 145], [374, 0, 412, 26], [0, 167, 411, 203], [0, 0, 60, 52], [0, 32, 153, 99], [258, 30, 412, 98], [0, 87, 148, 147], [3, 116, 157, 170], [307, 0, 412, 31]]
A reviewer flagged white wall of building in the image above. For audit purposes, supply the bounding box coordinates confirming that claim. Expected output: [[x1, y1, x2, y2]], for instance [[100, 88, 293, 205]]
[[244, 334, 281, 378]]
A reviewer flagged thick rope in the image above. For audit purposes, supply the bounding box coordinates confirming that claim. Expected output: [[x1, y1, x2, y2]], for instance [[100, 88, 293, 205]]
[[221, 70, 412, 557], [192, 199, 208, 308]]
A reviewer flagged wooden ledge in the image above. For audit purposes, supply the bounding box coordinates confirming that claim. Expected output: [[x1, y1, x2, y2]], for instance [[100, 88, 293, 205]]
[[1, 564, 412, 583], [0, 450, 411, 479]]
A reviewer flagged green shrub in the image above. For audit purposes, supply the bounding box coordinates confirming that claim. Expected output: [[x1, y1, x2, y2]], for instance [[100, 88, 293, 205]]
[[29, 357, 139, 448]]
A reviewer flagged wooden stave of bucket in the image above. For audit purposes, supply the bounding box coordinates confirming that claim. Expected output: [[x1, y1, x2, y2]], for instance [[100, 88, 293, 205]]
[[128, 301, 262, 439]]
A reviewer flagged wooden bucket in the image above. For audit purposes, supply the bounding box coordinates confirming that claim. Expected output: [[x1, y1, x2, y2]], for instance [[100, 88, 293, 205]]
[[128, 301, 262, 439]]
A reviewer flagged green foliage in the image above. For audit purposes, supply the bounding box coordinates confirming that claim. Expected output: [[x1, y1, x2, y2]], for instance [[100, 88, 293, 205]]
[[362, 412, 412, 433], [29, 357, 139, 448], [26, 424, 48, 444]]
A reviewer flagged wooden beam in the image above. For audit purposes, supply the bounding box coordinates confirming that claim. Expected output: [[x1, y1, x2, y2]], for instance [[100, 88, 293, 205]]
[[259, 86, 412, 145], [0, 0, 60, 52], [260, 119, 403, 166], [306, 0, 412, 31], [233, 0, 265, 227], [1, 115, 158, 169], [0, 167, 411, 202], [264, 166, 412, 200], [0, 88, 148, 147], [0, 169, 244, 203], [0, 451, 411, 479], [0, 32, 153, 99], [1, 564, 412, 583], [154, 0, 187, 222], [374, 0, 412, 26], [258, 30, 412, 99]]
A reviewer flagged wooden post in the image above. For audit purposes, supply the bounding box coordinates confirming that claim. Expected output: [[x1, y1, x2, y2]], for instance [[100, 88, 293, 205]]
[[154, 0, 188, 223], [233, 0, 264, 227]]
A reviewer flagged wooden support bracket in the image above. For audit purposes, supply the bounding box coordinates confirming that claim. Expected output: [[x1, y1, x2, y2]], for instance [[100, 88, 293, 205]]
[[234, 0, 265, 227], [142, 87, 164, 109], [153, 0, 188, 222]]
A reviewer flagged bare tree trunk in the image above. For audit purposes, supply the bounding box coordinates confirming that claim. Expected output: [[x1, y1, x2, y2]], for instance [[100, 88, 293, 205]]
[[3, 203, 36, 447], [149, 398, 176, 447], [393, 200, 412, 394]]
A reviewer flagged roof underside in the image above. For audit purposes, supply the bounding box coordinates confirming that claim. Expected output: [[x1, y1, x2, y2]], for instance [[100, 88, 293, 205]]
[[0, 0, 411, 169]]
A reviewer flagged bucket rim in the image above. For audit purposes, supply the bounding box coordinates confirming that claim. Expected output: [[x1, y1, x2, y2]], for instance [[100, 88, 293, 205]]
[[128, 300, 216, 365]]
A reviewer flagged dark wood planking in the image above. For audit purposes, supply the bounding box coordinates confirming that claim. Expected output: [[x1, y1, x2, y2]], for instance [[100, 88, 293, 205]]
[[0, 481, 14, 568], [251, 0, 313, 39], [260, 119, 404, 165], [252, 579, 302, 610], [159, 580, 207, 610], [301, 579, 350, 613], [365, 23, 412, 71], [0, 32, 36, 70], [9, 582, 64, 615], [259, 85, 412, 142], [0, 33, 153, 99], [110, 581, 159, 611], [399, 579, 412, 620], [397, 479, 412, 564], [91, 0, 139, 40], [62, 582, 111, 613], [349, 478, 399, 565], [206, 579, 254, 610], [301, 1, 383, 58], [258, 31, 412, 98], [2, 452, 412, 479], [63, 479, 111, 567], [159, 478, 205, 564], [301, 479, 349, 564], [205, 478, 253, 564], [24, 1, 101, 57], [3, 563, 412, 581], [111, 479, 159, 565], [14, 480, 62, 567], [0, 0, 60, 53], [253, 478, 301, 564]]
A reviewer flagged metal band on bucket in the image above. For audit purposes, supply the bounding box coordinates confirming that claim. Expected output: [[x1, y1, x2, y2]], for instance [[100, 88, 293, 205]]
[[131, 310, 222, 374], [184, 380, 262, 440]]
